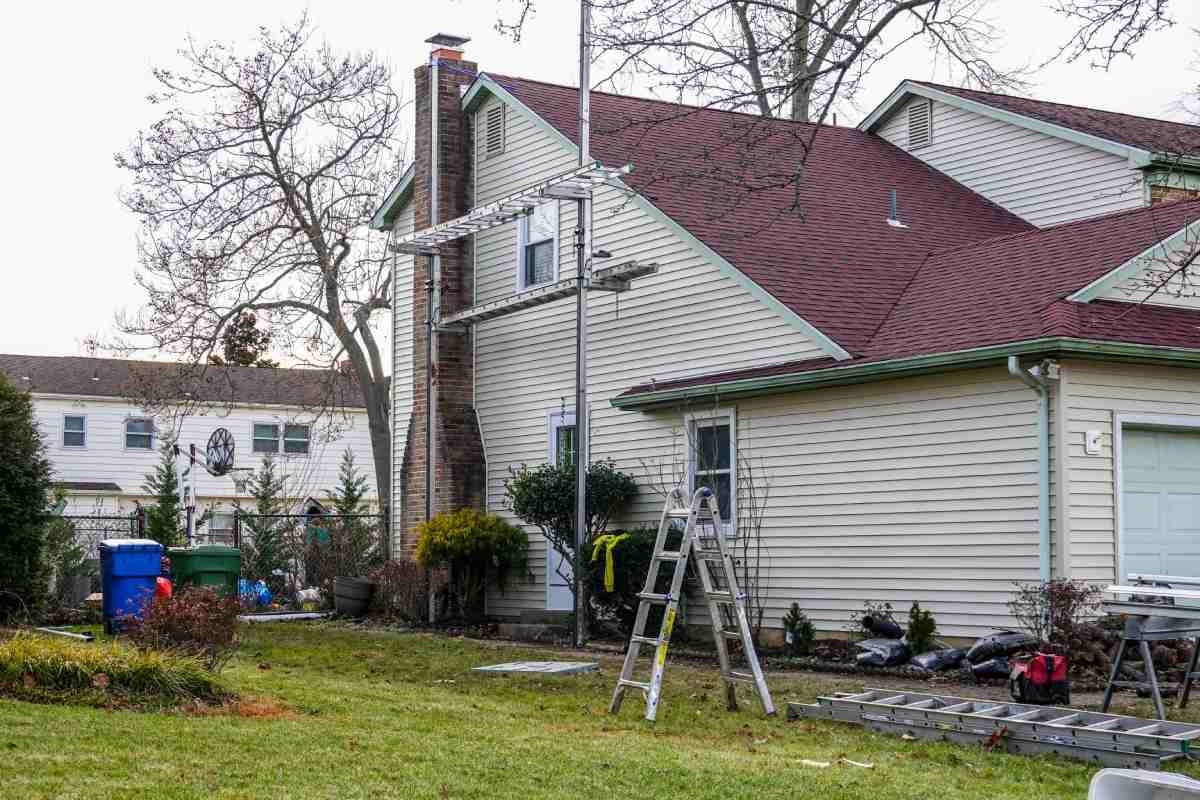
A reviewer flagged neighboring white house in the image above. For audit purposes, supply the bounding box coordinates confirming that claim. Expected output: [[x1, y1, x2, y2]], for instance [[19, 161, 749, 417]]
[[0, 354, 377, 545], [374, 38, 1200, 638]]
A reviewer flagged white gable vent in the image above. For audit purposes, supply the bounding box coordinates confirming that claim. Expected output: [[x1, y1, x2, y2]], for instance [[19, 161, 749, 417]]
[[484, 104, 506, 159], [907, 98, 932, 149]]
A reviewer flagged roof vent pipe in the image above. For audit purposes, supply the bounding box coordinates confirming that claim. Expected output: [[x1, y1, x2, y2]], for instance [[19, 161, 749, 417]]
[[887, 189, 909, 229], [1008, 355, 1051, 582]]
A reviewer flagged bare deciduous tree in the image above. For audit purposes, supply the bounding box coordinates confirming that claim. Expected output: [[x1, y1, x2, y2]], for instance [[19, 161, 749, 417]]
[[116, 16, 402, 511], [1050, 0, 1174, 69]]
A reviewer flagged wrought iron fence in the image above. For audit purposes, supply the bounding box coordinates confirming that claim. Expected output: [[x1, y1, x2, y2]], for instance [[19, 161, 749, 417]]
[[233, 512, 388, 605], [62, 511, 146, 559]]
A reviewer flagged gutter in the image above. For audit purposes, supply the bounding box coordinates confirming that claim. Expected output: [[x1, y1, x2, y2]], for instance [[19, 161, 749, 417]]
[[611, 337, 1200, 410], [1007, 356, 1052, 583]]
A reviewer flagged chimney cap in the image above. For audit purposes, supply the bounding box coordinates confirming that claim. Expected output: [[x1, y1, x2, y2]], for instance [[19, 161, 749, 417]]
[[425, 33, 471, 51]]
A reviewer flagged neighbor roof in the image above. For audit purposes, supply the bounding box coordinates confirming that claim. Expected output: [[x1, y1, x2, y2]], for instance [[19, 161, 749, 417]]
[[915, 82, 1200, 159], [0, 355, 365, 409], [484, 73, 1031, 354]]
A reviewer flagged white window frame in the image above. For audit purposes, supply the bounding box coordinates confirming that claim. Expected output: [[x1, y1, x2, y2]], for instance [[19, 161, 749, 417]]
[[1112, 412, 1200, 582], [252, 421, 281, 455], [515, 202, 559, 291], [62, 414, 86, 448], [685, 408, 737, 536], [206, 509, 235, 545], [283, 423, 311, 456], [123, 417, 155, 451]]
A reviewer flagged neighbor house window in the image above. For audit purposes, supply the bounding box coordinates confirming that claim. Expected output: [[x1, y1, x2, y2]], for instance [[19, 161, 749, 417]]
[[688, 410, 736, 532], [549, 412, 576, 467], [124, 418, 154, 450], [283, 424, 311, 455], [62, 415, 86, 448], [518, 202, 558, 289], [207, 512, 234, 546], [252, 423, 280, 454]]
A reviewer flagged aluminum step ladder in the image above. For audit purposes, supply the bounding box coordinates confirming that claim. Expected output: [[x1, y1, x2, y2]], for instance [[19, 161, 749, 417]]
[[609, 486, 775, 721], [790, 688, 1200, 769]]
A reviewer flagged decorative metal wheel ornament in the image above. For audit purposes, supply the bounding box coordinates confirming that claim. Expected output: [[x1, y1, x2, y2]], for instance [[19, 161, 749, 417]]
[[205, 427, 235, 476]]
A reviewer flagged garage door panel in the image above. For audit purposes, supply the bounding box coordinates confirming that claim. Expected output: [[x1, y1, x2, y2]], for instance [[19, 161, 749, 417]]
[[1122, 427, 1200, 578]]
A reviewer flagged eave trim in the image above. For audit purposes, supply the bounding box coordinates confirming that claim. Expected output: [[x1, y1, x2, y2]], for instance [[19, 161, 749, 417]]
[[1068, 220, 1200, 302], [612, 337, 1200, 409]]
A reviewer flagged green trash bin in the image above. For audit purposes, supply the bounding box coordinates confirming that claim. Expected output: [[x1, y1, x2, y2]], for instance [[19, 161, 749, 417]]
[[168, 545, 241, 598]]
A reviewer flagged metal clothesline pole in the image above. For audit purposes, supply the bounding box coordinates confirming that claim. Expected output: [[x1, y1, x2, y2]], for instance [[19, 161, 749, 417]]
[[573, 0, 592, 648]]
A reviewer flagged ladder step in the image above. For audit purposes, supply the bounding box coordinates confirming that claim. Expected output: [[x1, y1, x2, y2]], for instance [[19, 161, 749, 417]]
[[654, 552, 686, 562], [638, 592, 673, 604], [630, 634, 663, 647], [694, 550, 724, 560], [618, 679, 651, 692], [726, 670, 757, 683], [719, 629, 742, 640], [706, 591, 735, 603]]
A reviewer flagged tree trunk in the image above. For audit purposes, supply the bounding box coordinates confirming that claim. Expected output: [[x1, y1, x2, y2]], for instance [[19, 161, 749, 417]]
[[360, 376, 392, 542], [790, 0, 813, 123]]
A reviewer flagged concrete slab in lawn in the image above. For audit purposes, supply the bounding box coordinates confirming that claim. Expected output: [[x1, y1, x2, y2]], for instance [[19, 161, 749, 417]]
[[472, 660, 598, 676]]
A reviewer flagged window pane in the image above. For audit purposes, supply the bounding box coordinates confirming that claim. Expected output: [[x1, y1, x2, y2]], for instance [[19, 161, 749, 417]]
[[283, 424, 309, 455], [524, 240, 554, 286], [63, 416, 85, 447], [125, 419, 153, 449], [555, 425, 575, 466], [64, 431, 85, 447], [253, 423, 279, 440], [527, 202, 556, 242], [693, 473, 732, 521], [695, 422, 730, 471], [64, 415, 84, 432], [253, 423, 279, 453], [252, 438, 278, 454]]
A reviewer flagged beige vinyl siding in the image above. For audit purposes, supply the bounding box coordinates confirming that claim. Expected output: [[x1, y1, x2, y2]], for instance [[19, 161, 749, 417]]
[[876, 96, 1144, 228], [1062, 359, 1200, 585], [731, 367, 1041, 637], [470, 93, 830, 617], [390, 205, 416, 550]]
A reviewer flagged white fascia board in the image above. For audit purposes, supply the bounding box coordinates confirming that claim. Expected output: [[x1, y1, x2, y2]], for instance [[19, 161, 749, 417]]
[[859, 80, 1154, 167], [369, 166, 414, 231], [1069, 219, 1200, 302], [462, 74, 853, 362]]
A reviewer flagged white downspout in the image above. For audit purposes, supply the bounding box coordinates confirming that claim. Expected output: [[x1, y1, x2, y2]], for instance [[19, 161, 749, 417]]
[[1008, 355, 1051, 582]]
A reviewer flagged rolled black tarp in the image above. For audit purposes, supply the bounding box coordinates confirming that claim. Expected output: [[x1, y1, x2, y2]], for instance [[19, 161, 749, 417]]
[[861, 615, 904, 639], [909, 648, 967, 672], [965, 631, 1038, 664], [855, 638, 911, 667]]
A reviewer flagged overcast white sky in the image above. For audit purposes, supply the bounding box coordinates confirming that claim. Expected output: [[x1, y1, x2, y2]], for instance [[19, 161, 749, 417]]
[[2, 0, 1198, 360]]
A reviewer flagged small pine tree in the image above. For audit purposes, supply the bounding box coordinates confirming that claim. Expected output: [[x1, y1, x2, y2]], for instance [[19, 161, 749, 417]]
[[0, 373, 54, 620], [142, 442, 183, 547], [328, 449, 368, 516], [907, 601, 938, 655], [240, 456, 288, 592]]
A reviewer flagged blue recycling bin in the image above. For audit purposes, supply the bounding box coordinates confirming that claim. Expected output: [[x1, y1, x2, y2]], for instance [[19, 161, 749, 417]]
[[99, 539, 163, 633]]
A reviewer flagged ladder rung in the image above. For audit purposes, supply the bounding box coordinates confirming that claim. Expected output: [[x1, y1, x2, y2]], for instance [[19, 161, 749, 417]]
[[694, 550, 724, 560], [638, 592, 672, 604], [630, 634, 663, 647], [618, 679, 651, 692], [726, 670, 757, 683], [654, 552, 685, 562], [719, 629, 742, 640], [706, 591, 735, 603]]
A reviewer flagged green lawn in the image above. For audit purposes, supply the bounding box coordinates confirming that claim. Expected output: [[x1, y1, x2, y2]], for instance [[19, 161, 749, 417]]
[[1, 624, 1196, 799]]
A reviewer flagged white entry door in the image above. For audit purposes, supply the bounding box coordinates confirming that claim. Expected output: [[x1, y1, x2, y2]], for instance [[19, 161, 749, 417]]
[[545, 410, 576, 611], [1121, 427, 1200, 577]]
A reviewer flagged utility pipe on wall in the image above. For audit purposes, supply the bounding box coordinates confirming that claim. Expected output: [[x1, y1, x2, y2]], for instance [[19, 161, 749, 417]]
[[427, 56, 441, 526], [572, 0, 592, 648], [1007, 355, 1051, 582]]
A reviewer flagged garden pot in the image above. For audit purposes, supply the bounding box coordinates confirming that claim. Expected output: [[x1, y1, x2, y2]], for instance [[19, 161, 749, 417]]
[[333, 576, 375, 618]]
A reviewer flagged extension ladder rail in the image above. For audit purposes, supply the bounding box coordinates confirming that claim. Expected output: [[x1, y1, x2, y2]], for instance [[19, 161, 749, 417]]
[[789, 688, 1200, 769], [609, 486, 775, 721]]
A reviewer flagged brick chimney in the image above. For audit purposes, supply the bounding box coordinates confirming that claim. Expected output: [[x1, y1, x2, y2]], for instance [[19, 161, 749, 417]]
[[399, 34, 486, 551]]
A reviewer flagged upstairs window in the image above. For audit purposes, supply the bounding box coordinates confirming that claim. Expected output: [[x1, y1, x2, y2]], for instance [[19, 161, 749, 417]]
[[283, 424, 311, 455], [483, 104, 505, 159], [125, 418, 154, 450], [549, 412, 576, 467], [252, 423, 280, 454], [907, 98, 933, 149], [518, 202, 558, 289], [63, 415, 86, 448]]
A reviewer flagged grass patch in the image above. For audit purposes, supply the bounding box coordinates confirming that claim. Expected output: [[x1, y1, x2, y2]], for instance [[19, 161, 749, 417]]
[[1, 624, 1198, 798], [0, 631, 225, 707]]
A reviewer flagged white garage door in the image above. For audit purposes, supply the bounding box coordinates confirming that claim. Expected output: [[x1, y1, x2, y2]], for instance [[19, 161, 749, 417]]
[[1122, 428, 1200, 577]]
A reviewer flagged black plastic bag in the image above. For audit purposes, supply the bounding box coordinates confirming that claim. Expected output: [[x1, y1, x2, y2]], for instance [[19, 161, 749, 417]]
[[862, 615, 904, 639], [855, 638, 911, 667], [910, 648, 966, 672], [966, 631, 1038, 664], [971, 656, 1011, 678]]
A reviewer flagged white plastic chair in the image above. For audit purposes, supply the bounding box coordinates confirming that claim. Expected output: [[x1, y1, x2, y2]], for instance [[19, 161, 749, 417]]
[[1089, 769, 1200, 799]]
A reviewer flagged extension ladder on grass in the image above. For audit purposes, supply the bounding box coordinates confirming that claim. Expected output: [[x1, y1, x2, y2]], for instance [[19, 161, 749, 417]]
[[790, 688, 1200, 769], [609, 486, 775, 721]]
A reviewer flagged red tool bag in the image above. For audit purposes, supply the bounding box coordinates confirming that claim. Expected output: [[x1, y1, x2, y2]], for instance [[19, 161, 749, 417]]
[[1009, 653, 1070, 705]]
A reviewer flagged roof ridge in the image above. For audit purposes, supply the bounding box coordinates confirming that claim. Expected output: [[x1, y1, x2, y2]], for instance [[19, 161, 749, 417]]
[[913, 80, 1200, 133], [484, 72, 852, 132], [0, 352, 340, 376]]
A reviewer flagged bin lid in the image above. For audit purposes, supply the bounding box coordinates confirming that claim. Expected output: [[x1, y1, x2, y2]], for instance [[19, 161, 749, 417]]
[[99, 538, 163, 552], [168, 545, 241, 556]]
